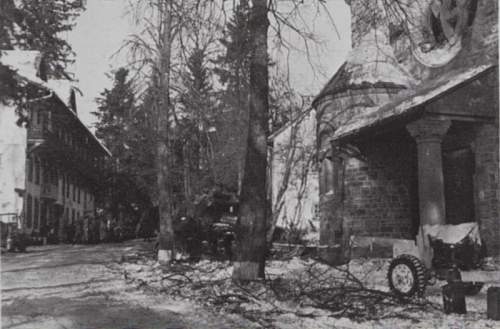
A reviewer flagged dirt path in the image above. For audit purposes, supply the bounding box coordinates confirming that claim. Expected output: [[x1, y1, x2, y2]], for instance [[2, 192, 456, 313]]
[[1, 240, 258, 329]]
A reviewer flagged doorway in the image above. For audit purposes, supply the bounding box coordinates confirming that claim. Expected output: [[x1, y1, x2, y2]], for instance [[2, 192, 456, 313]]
[[443, 148, 475, 224]]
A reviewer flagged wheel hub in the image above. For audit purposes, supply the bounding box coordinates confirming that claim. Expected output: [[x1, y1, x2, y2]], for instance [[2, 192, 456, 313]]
[[392, 263, 414, 293]]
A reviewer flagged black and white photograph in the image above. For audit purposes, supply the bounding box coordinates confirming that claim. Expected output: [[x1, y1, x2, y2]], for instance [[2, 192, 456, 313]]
[[1, 0, 499, 328]]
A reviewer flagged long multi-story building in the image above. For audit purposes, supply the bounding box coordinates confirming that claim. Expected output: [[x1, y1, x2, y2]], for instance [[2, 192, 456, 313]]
[[0, 50, 111, 242]]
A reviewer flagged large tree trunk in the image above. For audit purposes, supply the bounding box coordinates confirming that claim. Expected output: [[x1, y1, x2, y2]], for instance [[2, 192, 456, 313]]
[[157, 0, 175, 264], [232, 0, 270, 281]]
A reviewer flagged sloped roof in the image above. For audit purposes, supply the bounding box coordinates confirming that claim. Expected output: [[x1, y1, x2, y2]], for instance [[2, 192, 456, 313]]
[[331, 64, 495, 141], [268, 107, 315, 141], [0, 50, 111, 157], [313, 29, 417, 105], [46, 79, 77, 110]]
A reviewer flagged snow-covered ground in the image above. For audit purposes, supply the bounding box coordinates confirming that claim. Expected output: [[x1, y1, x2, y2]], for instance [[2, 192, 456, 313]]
[[1, 241, 259, 329], [123, 254, 500, 329]]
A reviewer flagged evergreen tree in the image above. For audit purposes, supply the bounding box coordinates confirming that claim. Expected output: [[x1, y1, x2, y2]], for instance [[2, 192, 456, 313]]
[[0, 0, 85, 79], [178, 47, 218, 206], [215, 1, 251, 105], [94, 68, 135, 156], [213, 2, 252, 194], [94, 68, 155, 231], [0, 62, 21, 105]]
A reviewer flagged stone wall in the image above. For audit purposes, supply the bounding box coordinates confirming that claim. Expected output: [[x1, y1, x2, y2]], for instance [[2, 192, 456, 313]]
[[386, 0, 498, 79]]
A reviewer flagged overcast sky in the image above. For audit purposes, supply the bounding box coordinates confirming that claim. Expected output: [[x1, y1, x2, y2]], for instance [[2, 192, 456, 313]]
[[66, 0, 351, 128]]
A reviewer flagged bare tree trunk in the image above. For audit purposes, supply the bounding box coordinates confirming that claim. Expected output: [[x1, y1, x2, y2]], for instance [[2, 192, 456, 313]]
[[157, 0, 175, 264], [182, 142, 195, 217], [232, 0, 270, 281]]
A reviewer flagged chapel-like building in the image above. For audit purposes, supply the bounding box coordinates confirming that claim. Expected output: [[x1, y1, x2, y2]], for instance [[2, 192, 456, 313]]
[[313, 0, 499, 261]]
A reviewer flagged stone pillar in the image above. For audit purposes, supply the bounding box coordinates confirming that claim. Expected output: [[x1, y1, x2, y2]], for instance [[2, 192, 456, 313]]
[[406, 118, 451, 226]]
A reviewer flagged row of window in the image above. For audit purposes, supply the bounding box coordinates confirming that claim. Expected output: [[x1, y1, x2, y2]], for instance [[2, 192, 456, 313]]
[[29, 108, 106, 170], [62, 173, 94, 205], [27, 156, 94, 205], [25, 194, 88, 229], [27, 157, 58, 186], [64, 207, 82, 225], [57, 127, 106, 170]]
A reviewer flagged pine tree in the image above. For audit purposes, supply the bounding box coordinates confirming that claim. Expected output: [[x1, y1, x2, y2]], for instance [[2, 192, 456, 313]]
[[0, 0, 84, 105], [93, 68, 154, 229], [178, 47, 218, 207], [0, 62, 21, 105], [214, 2, 252, 194], [0, 0, 85, 79], [94, 68, 136, 155]]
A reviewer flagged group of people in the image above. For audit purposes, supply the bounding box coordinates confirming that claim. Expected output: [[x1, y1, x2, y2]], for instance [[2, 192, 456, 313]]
[[33, 216, 126, 245], [63, 216, 124, 244]]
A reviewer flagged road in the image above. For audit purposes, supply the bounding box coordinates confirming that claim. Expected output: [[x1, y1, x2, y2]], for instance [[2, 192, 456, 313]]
[[1, 240, 257, 329]]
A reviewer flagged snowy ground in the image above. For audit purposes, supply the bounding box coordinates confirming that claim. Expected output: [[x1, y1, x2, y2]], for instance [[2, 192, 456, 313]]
[[122, 250, 500, 329], [1, 240, 258, 329], [3, 240, 499, 329]]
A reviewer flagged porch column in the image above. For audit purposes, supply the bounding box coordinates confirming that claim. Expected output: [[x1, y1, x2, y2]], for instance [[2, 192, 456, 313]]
[[406, 118, 451, 226]]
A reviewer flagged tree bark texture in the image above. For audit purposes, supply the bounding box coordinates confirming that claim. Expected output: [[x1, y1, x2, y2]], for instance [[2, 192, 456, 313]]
[[232, 0, 270, 281], [157, 0, 175, 264]]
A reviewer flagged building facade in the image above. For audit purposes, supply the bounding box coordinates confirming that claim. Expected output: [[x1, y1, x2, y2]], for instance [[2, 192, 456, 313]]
[[0, 51, 110, 242], [314, 0, 499, 261], [269, 108, 319, 238]]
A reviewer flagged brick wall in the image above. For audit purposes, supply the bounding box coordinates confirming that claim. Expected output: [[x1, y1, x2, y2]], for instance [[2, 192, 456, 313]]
[[342, 132, 417, 239], [317, 0, 499, 258], [474, 123, 500, 255]]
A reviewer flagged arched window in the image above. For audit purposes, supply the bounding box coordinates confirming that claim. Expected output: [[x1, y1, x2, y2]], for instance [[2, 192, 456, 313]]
[[320, 157, 335, 196]]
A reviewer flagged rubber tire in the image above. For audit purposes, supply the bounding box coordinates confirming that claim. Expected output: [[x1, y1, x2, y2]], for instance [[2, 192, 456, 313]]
[[388, 254, 427, 298]]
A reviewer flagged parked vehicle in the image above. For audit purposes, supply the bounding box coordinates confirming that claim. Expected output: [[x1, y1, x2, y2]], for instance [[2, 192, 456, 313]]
[[387, 222, 498, 298], [209, 215, 236, 259]]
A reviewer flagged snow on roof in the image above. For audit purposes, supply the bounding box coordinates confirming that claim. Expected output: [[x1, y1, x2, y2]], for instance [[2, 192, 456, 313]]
[[347, 30, 416, 87], [45, 79, 76, 109], [0, 50, 46, 86], [314, 29, 417, 105], [268, 107, 315, 141], [0, 50, 111, 157], [332, 64, 495, 141]]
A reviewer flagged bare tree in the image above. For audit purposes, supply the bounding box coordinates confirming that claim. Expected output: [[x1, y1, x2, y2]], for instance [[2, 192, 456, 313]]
[[231, 0, 339, 281], [122, 0, 228, 263]]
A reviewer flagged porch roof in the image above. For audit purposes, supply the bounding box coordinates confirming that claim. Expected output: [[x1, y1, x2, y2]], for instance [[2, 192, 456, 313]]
[[331, 64, 496, 141]]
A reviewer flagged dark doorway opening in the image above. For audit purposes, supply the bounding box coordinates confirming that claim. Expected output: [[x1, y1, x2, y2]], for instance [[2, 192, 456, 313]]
[[443, 148, 475, 225]]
